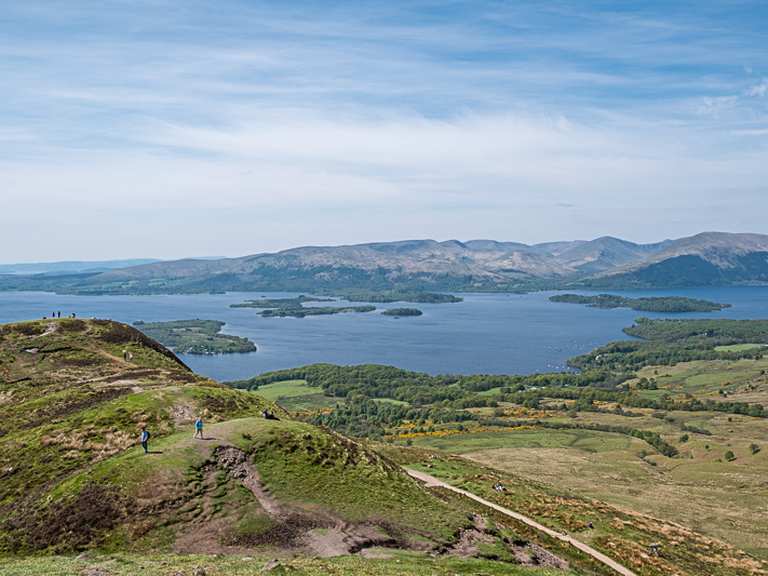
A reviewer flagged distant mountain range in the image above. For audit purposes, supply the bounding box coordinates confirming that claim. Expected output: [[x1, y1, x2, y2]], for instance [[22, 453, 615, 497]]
[[0, 259, 161, 275], [2, 232, 768, 294]]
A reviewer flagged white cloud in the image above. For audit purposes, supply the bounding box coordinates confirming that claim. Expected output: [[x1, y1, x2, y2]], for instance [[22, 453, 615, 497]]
[[1, 1, 767, 260], [2, 108, 766, 258], [746, 79, 768, 97]]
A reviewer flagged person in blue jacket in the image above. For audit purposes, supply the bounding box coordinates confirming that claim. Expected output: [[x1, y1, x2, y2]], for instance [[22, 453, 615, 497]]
[[140, 426, 150, 454], [194, 416, 204, 439]]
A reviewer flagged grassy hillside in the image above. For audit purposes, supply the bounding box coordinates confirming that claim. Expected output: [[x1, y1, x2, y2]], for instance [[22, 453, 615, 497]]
[[384, 448, 766, 576], [0, 318, 586, 576], [1, 553, 574, 576]]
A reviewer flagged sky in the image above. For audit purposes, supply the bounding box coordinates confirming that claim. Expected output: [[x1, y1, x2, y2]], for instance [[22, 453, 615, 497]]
[[1, 0, 767, 262]]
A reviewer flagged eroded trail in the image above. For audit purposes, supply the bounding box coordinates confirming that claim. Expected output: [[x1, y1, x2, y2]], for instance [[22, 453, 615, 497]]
[[406, 468, 638, 576], [213, 445, 285, 517], [203, 445, 397, 558]]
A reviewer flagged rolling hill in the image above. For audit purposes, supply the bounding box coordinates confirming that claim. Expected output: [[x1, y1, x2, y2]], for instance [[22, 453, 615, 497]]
[[1, 232, 767, 294], [2, 318, 766, 575], [0, 318, 607, 575]]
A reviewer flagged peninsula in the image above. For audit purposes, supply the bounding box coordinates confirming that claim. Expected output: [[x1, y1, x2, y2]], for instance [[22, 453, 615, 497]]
[[133, 319, 257, 354]]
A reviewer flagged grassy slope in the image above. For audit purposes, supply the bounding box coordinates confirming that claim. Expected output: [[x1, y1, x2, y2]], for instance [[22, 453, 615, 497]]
[[636, 356, 768, 404], [0, 552, 571, 576], [394, 354, 768, 565], [0, 319, 279, 551], [411, 412, 768, 560], [382, 446, 766, 576], [1, 319, 567, 576]]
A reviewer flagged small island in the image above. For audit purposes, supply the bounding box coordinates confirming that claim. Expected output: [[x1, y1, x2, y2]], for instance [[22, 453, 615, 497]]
[[230, 295, 334, 309], [335, 290, 463, 304], [382, 307, 423, 317], [549, 293, 730, 313], [134, 319, 257, 354], [260, 305, 376, 318], [230, 296, 376, 318]]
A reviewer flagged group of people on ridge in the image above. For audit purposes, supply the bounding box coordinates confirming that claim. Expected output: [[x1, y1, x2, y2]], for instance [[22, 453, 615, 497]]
[[139, 410, 276, 453], [42, 311, 76, 320], [139, 416, 205, 454]]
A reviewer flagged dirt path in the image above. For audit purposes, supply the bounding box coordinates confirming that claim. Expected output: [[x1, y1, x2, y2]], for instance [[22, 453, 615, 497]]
[[213, 446, 285, 517], [41, 322, 59, 336], [406, 468, 638, 576]]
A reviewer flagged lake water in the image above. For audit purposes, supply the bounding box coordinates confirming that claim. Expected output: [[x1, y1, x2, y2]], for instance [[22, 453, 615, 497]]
[[1, 287, 767, 381]]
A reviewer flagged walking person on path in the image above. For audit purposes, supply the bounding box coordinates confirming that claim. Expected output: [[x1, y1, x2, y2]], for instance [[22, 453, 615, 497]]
[[194, 416, 204, 439], [140, 426, 150, 454]]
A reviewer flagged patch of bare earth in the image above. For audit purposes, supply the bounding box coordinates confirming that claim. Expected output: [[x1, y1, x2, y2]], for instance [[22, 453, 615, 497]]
[[512, 540, 570, 570], [173, 445, 401, 559], [444, 513, 569, 570]]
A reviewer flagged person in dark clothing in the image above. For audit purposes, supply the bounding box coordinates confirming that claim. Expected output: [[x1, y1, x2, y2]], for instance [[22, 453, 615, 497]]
[[140, 426, 150, 454]]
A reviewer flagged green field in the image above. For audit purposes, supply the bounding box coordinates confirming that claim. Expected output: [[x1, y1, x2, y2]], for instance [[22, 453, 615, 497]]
[[637, 356, 768, 403], [381, 448, 765, 576], [253, 379, 323, 401], [253, 379, 339, 411], [715, 343, 767, 353], [373, 397, 410, 406], [409, 429, 636, 454], [412, 410, 768, 560]]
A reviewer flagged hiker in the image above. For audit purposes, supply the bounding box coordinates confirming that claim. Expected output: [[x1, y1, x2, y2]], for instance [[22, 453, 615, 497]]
[[194, 416, 204, 439], [140, 426, 150, 454], [262, 409, 279, 421]]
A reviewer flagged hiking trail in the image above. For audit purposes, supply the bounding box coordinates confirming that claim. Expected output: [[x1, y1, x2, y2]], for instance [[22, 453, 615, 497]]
[[406, 468, 638, 576]]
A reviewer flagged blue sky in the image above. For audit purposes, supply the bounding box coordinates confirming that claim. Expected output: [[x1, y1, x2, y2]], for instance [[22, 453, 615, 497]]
[[1, 1, 767, 261]]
